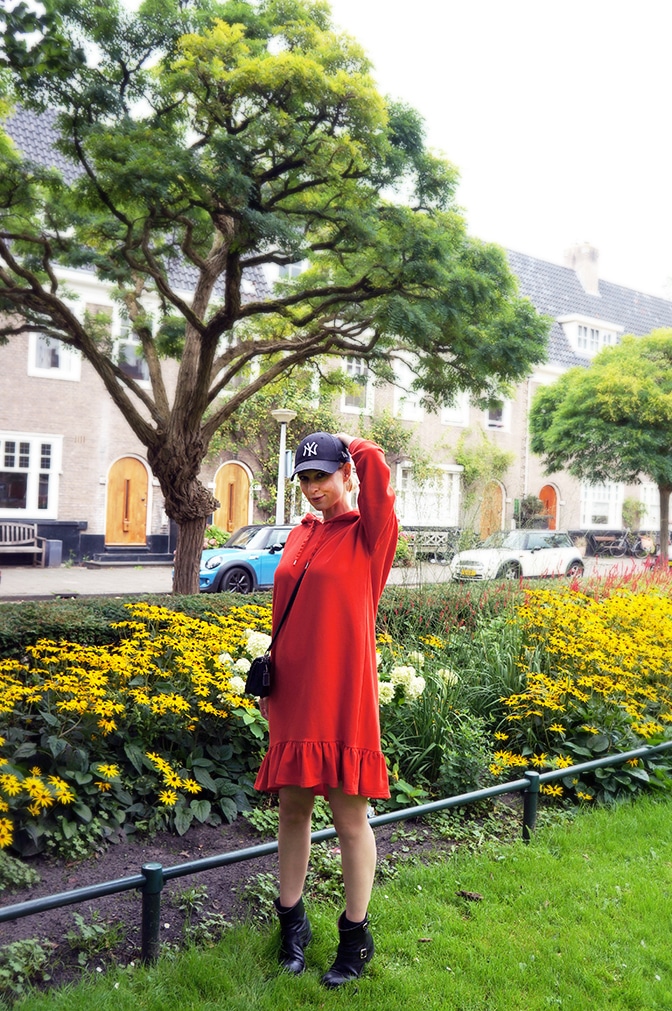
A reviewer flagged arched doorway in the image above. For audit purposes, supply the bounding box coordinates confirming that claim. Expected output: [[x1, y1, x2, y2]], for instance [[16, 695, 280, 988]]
[[213, 462, 251, 533], [480, 481, 504, 539], [539, 484, 558, 530], [105, 457, 149, 545]]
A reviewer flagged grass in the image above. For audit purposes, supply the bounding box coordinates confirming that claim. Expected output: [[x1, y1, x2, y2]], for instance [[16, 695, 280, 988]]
[[7, 794, 672, 1010]]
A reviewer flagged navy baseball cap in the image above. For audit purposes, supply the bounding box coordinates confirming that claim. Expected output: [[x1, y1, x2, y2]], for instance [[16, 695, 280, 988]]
[[291, 432, 351, 477]]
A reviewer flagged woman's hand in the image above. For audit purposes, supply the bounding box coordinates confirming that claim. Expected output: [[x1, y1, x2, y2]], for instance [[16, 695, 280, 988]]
[[335, 432, 355, 448], [259, 696, 269, 720]]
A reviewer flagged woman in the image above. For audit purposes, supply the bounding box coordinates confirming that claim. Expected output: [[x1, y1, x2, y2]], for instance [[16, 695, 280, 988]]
[[254, 431, 398, 987]]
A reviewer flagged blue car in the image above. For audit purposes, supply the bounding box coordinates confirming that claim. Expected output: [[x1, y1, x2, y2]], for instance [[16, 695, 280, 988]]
[[199, 524, 294, 593]]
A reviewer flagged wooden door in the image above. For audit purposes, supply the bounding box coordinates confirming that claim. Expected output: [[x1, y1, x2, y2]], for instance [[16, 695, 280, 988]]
[[105, 457, 148, 545], [213, 463, 250, 533], [480, 481, 503, 540], [539, 484, 557, 530]]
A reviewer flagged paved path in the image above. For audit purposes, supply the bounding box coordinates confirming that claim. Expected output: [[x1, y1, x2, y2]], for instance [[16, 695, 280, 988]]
[[0, 556, 647, 601]]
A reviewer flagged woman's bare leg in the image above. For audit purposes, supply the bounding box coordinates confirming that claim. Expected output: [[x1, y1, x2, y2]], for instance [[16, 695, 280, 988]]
[[278, 786, 314, 907], [328, 787, 376, 922]]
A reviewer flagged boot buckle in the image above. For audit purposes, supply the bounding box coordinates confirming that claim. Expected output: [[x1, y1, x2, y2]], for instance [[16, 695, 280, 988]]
[[359, 947, 368, 959]]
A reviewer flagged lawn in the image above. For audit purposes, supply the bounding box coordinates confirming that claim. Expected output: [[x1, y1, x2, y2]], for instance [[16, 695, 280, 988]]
[[8, 794, 672, 1011]]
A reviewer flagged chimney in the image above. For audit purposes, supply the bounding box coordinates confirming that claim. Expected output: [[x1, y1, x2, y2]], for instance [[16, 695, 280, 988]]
[[564, 243, 600, 296]]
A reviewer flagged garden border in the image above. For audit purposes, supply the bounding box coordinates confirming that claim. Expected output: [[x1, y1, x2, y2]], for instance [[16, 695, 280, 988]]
[[1, 740, 671, 964]]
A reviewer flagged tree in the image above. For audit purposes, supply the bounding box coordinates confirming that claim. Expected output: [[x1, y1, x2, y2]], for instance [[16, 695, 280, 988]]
[[0, 0, 548, 592], [529, 329, 672, 562]]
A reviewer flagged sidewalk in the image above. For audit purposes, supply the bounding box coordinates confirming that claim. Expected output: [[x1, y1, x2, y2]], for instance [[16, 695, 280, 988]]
[[0, 555, 646, 601]]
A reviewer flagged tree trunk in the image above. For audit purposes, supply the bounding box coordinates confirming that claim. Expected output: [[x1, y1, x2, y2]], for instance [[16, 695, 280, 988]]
[[147, 434, 219, 595], [173, 515, 209, 595], [659, 485, 671, 566]]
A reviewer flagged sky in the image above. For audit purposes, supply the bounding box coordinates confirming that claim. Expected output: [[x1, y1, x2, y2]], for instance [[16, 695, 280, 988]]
[[326, 0, 672, 298]]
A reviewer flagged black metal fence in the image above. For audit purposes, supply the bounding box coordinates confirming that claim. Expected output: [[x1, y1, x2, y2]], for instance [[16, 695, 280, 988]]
[[2, 740, 671, 964]]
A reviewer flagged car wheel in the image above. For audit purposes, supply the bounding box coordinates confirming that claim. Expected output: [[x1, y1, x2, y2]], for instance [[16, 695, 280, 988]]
[[220, 567, 254, 593], [565, 560, 584, 577], [497, 562, 521, 580]]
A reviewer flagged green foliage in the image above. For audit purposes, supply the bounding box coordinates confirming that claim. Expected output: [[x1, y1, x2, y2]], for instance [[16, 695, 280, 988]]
[[0, 937, 55, 998], [203, 525, 230, 549], [530, 329, 672, 557], [621, 496, 647, 530], [0, 592, 272, 660], [0, 848, 40, 892], [65, 912, 126, 967], [454, 428, 515, 529]]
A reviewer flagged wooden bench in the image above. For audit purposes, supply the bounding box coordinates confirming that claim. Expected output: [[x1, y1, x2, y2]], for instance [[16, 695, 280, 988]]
[[0, 522, 46, 566]]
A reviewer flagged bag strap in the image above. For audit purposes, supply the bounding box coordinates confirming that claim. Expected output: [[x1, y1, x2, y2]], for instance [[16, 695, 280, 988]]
[[267, 563, 308, 653]]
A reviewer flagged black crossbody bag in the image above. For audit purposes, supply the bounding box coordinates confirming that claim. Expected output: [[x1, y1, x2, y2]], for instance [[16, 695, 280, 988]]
[[244, 565, 308, 698]]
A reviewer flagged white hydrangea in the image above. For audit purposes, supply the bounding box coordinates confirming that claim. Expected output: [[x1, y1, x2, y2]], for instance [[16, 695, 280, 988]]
[[244, 629, 272, 657], [377, 681, 396, 705], [407, 651, 426, 669], [228, 675, 247, 696], [437, 667, 459, 687], [405, 675, 426, 701], [218, 652, 233, 667], [234, 657, 251, 673], [389, 665, 416, 690], [376, 651, 383, 668]]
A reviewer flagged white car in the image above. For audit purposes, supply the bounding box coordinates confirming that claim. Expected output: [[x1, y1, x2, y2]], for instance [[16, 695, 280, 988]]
[[451, 530, 584, 581]]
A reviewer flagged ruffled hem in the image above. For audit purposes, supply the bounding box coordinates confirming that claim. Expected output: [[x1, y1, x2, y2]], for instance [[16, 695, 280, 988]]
[[254, 740, 390, 799]]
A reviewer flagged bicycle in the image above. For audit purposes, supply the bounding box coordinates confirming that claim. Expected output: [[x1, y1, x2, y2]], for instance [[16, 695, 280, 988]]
[[593, 529, 650, 558]]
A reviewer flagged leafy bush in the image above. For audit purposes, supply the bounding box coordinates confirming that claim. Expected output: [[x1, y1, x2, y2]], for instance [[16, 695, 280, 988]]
[[203, 525, 230, 549], [491, 583, 672, 802], [0, 592, 272, 660], [0, 602, 273, 855]]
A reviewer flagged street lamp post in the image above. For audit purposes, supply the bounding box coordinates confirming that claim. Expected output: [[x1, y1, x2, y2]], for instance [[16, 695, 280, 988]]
[[271, 409, 297, 524]]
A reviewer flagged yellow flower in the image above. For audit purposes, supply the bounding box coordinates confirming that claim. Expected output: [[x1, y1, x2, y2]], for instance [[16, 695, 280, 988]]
[[493, 732, 509, 741], [540, 783, 563, 797], [96, 781, 112, 792], [0, 818, 13, 848], [576, 791, 594, 801], [531, 753, 548, 768], [95, 763, 120, 780], [549, 724, 565, 733], [158, 789, 178, 807], [554, 755, 574, 769]]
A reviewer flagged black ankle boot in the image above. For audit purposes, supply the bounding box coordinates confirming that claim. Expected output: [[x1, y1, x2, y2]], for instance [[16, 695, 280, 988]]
[[321, 912, 374, 988], [274, 897, 312, 975]]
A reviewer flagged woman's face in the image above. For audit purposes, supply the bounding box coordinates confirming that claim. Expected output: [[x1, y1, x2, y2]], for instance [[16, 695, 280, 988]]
[[297, 465, 351, 520]]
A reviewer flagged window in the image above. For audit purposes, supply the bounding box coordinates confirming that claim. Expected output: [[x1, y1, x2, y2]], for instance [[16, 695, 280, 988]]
[[485, 399, 511, 431], [395, 462, 462, 526], [117, 323, 150, 383], [580, 481, 623, 528], [393, 358, 423, 421], [341, 356, 373, 414], [0, 433, 62, 518], [441, 391, 470, 427], [278, 261, 305, 279], [559, 315, 622, 357], [28, 333, 81, 381]]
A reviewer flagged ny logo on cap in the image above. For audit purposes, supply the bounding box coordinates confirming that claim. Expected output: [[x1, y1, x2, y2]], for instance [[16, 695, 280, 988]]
[[302, 441, 319, 458]]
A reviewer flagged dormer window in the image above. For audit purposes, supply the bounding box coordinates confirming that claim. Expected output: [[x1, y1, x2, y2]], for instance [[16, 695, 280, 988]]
[[558, 315, 622, 357]]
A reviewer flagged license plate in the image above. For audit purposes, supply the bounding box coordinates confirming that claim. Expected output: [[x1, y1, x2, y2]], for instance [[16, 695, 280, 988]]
[[459, 568, 477, 577]]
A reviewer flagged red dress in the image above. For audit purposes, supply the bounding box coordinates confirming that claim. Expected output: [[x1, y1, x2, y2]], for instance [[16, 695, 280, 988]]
[[254, 439, 398, 799]]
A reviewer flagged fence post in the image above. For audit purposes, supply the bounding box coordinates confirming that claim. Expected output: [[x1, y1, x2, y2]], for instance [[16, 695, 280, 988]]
[[141, 862, 164, 965], [522, 771, 540, 843]]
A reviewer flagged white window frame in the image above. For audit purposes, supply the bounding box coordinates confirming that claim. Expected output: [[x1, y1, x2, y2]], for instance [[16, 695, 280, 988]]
[[580, 481, 623, 528], [393, 357, 423, 422], [395, 461, 462, 526], [640, 483, 660, 530], [441, 390, 470, 427], [28, 333, 82, 381], [0, 431, 63, 519], [116, 321, 150, 385], [558, 315, 623, 358], [485, 399, 511, 432], [340, 356, 373, 415]]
